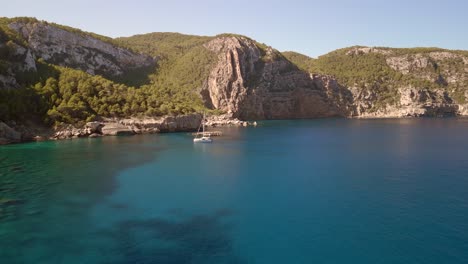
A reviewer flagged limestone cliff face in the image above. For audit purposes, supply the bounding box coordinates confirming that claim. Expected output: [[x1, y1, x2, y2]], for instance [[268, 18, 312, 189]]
[[0, 39, 36, 88], [201, 41, 467, 119], [202, 37, 351, 120], [386, 52, 468, 84], [8, 21, 154, 77], [352, 87, 459, 118], [347, 48, 467, 117]]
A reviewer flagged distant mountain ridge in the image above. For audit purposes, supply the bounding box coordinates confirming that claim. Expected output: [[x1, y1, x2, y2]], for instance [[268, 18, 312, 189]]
[[1, 17, 467, 143]]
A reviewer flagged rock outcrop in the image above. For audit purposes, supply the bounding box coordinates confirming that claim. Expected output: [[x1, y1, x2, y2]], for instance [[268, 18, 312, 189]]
[[8, 21, 154, 77], [205, 114, 252, 127], [346, 47, 392, 56], [0, 40, 36, 89], [353, 87, 459, 118], [203, 39, 467, 119], [118, 114, 202, 133], [386, 52, 467, 84], [0, 122, 21, 144], [202, 37, 349, 120], [100, 123, 135, 136], [51, 114, 204, 140]]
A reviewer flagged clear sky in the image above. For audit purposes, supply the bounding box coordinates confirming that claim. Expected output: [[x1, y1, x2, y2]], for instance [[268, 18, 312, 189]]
[[3, 0, 468, 57]]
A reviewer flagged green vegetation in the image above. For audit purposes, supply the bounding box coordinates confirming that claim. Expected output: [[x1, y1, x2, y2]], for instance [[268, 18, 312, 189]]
[[116, 32, 217, 90], [0, 22, 221, 125], [282, 51, 316, 72], [284, 46, 468, 108], [116, 32, 218, 113], [0, 62, 206, 126], [0, 17, 31, 45]]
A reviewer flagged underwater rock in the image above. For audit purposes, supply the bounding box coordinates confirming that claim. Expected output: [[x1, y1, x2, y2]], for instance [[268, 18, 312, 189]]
[[0, 198, 25, 206]]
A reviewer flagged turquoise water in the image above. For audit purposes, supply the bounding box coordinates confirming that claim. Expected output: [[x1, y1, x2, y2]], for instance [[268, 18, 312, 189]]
[[1, 119, 468, 263]]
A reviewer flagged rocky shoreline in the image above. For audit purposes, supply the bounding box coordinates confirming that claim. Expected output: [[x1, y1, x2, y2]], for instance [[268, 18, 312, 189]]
[[0, 114, 258, 145], [2, 111, 467, 145]]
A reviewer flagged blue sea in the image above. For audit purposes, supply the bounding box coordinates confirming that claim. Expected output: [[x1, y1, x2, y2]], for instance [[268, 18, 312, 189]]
[[1, 118, 468, 263]]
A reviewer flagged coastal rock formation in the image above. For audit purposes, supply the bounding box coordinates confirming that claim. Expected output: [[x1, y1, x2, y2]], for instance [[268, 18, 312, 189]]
[[119, 114, 202, 133], [86, 122, 103, 134], [0, 122, 21, 144], [202, 37, 349, 120], [351, 87, 458, 118], [100, 123, 135, 136], [284, 45, 468, 118], [8, 21, 154, 77], [47, 113, 255, 141], [200, 38, 465, 120], [205, 114, 252, 127], [51, 114, 204, 140]]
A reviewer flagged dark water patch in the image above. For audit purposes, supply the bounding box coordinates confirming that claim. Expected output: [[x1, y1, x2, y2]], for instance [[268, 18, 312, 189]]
[[0, 135, 165, 226], [0, 135, 172, 262], [98, 209, 243, 264]]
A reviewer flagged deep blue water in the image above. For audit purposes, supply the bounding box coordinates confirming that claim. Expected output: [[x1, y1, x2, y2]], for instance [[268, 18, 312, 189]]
[[1, 118, 468, 263]]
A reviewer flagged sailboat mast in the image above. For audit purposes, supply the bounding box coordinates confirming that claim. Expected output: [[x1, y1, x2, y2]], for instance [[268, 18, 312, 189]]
[[202, 113, 205, 133]]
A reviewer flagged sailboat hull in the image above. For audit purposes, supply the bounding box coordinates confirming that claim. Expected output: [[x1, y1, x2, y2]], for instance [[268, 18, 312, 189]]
[[193, 137, 213, 143], [193, 113, 213, 143]]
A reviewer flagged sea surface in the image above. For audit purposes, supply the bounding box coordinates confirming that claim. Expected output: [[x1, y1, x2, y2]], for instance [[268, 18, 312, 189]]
[[1, 118, 468, 264]]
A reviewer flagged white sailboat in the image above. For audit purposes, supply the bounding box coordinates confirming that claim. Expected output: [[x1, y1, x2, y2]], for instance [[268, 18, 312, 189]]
[[193, 114, 212, 143]]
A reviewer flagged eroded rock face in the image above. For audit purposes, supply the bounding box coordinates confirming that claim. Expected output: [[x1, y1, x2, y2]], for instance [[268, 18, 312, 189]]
[[202, 37, 350, 120], [386, 52, 468, 84], [204, 38, 468, 119], [346, 47, 392, 56], [8, 21, 154, 76], [386, 54, 432, 75], [398, 87, 458, 117], [0, 40, 36, 89], [352, 87, 459, 118], [0, 74, 18, 89], [0, 122, 21, 144], [100, 123, 135, 136], [459, 104, 468, 116], [51, 114, 203, 140], [119, 114, 202, 133], [86, 122, 103, 134]]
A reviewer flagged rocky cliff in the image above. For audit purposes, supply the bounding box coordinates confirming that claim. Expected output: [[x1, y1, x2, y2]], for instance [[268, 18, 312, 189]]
[[0, 19, 154, 89], [201, 36, 352, 120], [284, 46, 468, 118], [10, 21, 154, 76], [202, 39, 468, 119]]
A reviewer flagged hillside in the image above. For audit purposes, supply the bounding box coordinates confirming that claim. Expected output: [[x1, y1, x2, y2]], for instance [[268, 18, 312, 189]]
[[1, 17, 468, 143], [0, 18, 212, 128], [284, 47, 468, 116]]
